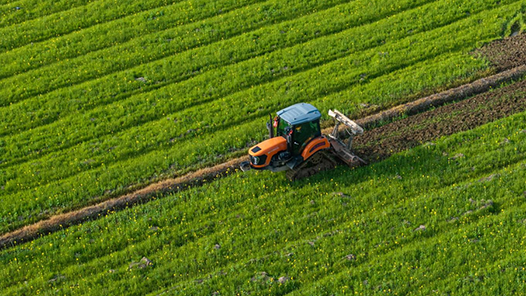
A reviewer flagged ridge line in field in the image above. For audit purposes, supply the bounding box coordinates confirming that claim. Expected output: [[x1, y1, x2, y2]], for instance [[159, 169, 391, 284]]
[[0, 0, 341, 103], [0, 2, 501, 174], [0, 0, 394, 120], [0, 64, 524, 250], [0, 0, 425, 108], [0, 0, 266, 80], [0, 0, 188, 53], [0, 46, 472, 196], [0, 1, 455, 174], [0, 0, 106, 30], [7, 0, 509, 109]]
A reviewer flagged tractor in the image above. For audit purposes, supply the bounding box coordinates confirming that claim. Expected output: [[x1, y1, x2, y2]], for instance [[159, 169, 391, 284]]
[[240, 103, 365, 180]]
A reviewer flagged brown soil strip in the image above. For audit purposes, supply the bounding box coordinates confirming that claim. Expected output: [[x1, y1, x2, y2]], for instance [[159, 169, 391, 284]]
[[0, 158, 245, 249], [354, 78, 526, 162], [475, 33, 526, 71], [354, 65, 526, 130], [2, 34, 526, 250]]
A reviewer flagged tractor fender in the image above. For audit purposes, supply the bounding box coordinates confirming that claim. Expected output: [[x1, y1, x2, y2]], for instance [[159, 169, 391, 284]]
[[301, 136, 330, 160]]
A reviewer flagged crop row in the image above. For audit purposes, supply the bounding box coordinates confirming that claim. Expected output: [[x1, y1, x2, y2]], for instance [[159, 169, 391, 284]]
[[1, 109, 524, 294], [3, 0, 416, 112], [0, 0, 266, 79], [294, 175, 526, 295], [5, 0, 320, 81], [172, 158, 526, 295], [0, 52, 494, 234], [312, 51, 488, 118], [0, 0, 433, 136], [0, 0, 509, 181], [0, 0, 93, 29], [0, 0, 468, 172], [0, 1, 515, 197], [0, 0, 183, 52], [0, 1, 519, 233], [0, 0, 355, 106]]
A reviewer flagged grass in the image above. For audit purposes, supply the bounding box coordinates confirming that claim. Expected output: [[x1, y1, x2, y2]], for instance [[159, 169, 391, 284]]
[[1, 98, 525, 295], [1, 0, 525, 294], [1, 0, 524, 233]]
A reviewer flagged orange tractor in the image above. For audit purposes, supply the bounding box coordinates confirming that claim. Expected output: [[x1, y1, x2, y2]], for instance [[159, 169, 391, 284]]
[[240, 103, 366, 180]]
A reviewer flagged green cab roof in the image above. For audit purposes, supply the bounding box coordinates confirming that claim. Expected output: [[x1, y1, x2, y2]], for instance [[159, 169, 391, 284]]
[[277, 102, 321, 125]]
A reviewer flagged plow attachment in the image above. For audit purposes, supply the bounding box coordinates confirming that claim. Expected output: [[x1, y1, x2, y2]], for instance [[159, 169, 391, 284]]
[[327, 109, 367, 167]]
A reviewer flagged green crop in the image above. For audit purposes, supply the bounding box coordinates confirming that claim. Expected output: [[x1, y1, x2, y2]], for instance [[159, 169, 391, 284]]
[[0, 0, 267, 79], [1, 0, 366, 106], [0, 1, 520, 232], [0, 0, 92, 29], [1, 100, 525, 295], [2, 0, 524, 293], [0, 0, 182, 51], [0, 0, 523, 241]]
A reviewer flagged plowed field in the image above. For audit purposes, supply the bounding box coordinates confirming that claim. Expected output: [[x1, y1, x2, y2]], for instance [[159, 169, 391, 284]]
[[476, 32, 526, 70], [356, 79, 526, 162], [355, 32, 526, 161]]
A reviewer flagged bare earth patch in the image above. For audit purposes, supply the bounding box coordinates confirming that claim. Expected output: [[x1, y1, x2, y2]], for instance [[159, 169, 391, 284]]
[[355, 78, 526, 162], [475, 33, 526, 71]]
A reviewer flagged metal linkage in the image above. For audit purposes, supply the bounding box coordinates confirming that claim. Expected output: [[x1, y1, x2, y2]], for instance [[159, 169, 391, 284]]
[[328, 109, 363, 151]]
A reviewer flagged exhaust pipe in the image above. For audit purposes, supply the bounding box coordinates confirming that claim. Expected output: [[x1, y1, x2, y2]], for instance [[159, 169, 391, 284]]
[[266, 113, 274, 138]]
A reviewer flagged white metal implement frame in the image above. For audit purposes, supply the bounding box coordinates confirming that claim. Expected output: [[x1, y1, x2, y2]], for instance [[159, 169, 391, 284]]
[[328, 109, 363, 151]]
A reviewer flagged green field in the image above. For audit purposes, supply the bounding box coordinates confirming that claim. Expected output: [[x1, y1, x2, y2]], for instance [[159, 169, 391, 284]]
[[1, 0, 525, 234], [1, 95, 525, 295], [1, 0, 526, 294]]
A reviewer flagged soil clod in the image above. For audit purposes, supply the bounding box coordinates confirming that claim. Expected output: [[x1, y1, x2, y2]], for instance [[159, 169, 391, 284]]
[[48, 274, 65, 283], [129, 257, 153, 270], [479, 174, 500, 182], [278, 276, 290, 284], [345, 254, 356, 261], [414, 225, 426, 231]]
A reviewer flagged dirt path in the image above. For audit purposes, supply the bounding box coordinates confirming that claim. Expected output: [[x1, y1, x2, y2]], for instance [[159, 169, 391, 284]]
[[1, 34, 525, 250], [0, 158, 245, 248]]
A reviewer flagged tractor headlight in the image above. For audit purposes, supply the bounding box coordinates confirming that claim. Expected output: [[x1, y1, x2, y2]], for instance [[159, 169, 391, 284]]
[[250, 155, 266, 166]]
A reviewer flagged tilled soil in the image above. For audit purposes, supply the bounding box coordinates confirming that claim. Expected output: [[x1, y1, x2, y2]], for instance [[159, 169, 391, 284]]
[[355, 79, 526, 161], [354, 33, 526, 162], [475, 33, 526, 71]]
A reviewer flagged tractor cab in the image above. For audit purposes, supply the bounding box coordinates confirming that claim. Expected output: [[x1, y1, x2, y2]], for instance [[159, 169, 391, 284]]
[[245, 103, 331, 172], [274, 103, 322, 155]]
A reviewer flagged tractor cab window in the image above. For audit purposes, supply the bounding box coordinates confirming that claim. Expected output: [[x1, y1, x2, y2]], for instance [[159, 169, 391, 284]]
[[292, 120, 321, 154], [276, 117, 290, 137]]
